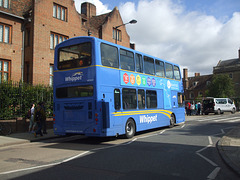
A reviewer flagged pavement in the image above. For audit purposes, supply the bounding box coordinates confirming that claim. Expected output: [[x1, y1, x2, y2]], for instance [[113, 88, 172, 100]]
[[0, 117, 240, 176]]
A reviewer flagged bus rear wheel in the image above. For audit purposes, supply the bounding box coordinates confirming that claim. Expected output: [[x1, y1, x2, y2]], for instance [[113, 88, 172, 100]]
[[169, 114, 175, 128], [125, 119, 135, 139]]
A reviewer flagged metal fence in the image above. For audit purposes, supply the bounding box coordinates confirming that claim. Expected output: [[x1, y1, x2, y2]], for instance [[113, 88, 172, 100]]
[[0, 81, 53, 120]]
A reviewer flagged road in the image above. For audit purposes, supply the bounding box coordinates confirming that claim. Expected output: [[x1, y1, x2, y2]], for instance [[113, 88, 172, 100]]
[[0, 113, 240, 180]]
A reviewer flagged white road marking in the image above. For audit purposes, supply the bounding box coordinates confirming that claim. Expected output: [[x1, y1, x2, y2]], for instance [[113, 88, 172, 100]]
[[207, 167, 221, 180]]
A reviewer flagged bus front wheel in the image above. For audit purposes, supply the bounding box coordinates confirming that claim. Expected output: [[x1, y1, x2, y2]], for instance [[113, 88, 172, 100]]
[[125, 119, 135, 139]]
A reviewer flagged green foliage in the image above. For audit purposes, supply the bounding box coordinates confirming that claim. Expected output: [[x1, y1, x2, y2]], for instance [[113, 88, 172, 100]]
[[206, 74, 235, 98], [0, 81, 53, 120]]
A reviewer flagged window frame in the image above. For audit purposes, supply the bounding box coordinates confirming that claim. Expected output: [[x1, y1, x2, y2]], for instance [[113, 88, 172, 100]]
[[53, 3, 67, 21], [101, 43, 119, 68], [174, 65, 181, 80], [138, 89, 145, 109], [49, 64, 54, 86], [146, 90, 157, 108], [122, 88, 137, 110], [0, 59, 11, 83], [165, 63, 174, 79], [114, 89, 121, 110], [144, 56, 155, 75], [0, 23, 11, 44], [50, 32, 68, 49], [0, 0, 9, 8], [120, 48, 134, 71], [155, 59, 165, 77], [113, 28, 122, 42], [136, 53, 143, 73]]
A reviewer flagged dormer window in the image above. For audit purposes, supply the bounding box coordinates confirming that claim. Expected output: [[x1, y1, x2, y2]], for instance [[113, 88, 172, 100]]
[[193, 81, 198, 86]]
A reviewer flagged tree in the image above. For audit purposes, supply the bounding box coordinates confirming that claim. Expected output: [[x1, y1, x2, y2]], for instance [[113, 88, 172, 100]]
[[206, 74, 235, 98]]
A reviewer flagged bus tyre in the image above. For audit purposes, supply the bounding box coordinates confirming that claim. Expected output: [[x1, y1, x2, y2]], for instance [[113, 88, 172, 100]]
[[125, 119, 135, 139], [169, 114, 175, 128]]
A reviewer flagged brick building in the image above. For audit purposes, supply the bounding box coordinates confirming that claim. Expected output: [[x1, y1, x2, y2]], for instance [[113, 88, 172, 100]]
[[0, 0, 133, 85], [183, 49, 240, 106], [183, 68, 213, 102]]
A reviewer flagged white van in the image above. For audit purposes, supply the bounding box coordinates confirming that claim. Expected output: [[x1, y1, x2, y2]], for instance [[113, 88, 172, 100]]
[[202, 97, 236, 115]]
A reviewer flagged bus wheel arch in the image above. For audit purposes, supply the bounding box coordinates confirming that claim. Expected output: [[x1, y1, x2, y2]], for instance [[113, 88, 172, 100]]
[[169, 113, 176, 128], [125, 118, 136, 139]]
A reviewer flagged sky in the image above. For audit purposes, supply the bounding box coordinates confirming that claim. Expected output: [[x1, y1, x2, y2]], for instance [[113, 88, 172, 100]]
[[74, 0, 240, 76]]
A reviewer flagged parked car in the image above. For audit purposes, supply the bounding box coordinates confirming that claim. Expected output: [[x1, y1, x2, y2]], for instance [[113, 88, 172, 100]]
[[202, 97, 236, 115]]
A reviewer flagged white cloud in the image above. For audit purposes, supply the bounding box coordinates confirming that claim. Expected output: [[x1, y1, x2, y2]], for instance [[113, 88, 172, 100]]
[[74, 0, 240, 76], [74, 0, 110, 15], [119, 0, 240, 76]]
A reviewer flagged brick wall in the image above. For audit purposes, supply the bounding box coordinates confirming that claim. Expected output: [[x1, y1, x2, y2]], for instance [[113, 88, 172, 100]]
[[0, 14, 23, 82], [31, 0, 86, 85]]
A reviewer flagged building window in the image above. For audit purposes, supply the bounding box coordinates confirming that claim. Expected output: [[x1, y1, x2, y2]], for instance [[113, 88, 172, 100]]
[[50, 32, 68, 49], [113, 28, 122, 42], [0, 23, 11, 43], [0, 0, 9, 8], [0, 60, 10, 83], [190, 92, 194, 99], [53, 3, 67, 21], [193, 81, 198, 86], [50, 65, 53, 86]]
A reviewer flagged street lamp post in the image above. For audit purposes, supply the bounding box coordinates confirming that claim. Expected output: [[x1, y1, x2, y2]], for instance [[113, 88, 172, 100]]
[[114, 19, 137, 44]]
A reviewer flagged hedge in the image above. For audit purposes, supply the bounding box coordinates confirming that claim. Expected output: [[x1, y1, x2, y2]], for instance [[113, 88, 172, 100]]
[[0, 81, 53, 120]]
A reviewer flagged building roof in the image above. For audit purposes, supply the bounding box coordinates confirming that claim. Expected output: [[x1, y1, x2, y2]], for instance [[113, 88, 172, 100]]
[[187, 74, 213, 91], [216, 58, 240, 67], [89, 13, 110, 29]]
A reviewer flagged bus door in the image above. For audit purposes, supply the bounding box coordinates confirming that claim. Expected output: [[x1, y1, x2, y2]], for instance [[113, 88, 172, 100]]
[[171, 91, 185, 123]]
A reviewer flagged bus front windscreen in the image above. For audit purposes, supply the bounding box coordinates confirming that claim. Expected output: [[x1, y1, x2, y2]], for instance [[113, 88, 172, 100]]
[[58, 42, 91, 70]]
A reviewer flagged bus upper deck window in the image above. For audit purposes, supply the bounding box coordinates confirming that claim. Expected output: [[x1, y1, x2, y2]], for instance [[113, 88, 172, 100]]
[[165, 63, 173, 79], [144, 56, 155, 75], [101, 43, 119, 68], [174, 65, 181, 80], [58, 42, 92, 70]]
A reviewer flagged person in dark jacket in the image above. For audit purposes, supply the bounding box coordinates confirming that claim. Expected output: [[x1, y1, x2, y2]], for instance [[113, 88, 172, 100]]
[[33, 102, 44, 137]]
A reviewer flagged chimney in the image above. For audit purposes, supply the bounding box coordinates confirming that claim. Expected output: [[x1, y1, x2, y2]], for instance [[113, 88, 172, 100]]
[[81, 2, 96, 18], [239, 48, 240, 61], [183, 68, 189, 90], [195, 73, 200, 77]]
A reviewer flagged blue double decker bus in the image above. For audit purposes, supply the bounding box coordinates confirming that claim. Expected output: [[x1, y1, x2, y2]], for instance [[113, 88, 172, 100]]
[[53, 36, 185, 138]]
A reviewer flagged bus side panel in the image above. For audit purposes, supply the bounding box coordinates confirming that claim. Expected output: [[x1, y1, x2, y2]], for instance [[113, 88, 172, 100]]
[[173, 108, 185, 124]]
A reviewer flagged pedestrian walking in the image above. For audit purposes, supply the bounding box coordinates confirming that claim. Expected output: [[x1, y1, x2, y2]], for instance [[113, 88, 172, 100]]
[[186, 102, 191, 116], [34, 102, 44, 137], [28, 103, 36, 133], [41, 102, 47, 134], [197, 102, 201, 115]]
